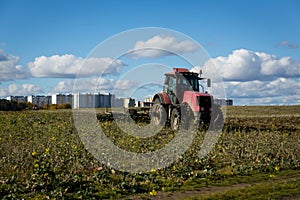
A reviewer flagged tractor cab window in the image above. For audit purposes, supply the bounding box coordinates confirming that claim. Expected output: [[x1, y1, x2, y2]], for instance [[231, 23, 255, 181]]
[[163, 77, 169, 93], [164, 76, 176, 94], [180, 75, 199, 92], [168, 76, 176, 93]]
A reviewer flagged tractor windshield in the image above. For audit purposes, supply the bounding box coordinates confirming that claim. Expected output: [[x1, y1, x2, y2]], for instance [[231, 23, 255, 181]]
[[180, 75, 200, 92]]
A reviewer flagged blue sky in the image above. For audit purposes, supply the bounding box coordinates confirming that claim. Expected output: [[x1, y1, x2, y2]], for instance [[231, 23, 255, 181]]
[[0, 0, 299, 105]]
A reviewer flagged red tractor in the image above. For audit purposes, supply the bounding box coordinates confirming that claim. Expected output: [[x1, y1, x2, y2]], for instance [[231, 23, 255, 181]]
[[151, 68, 218, 131]]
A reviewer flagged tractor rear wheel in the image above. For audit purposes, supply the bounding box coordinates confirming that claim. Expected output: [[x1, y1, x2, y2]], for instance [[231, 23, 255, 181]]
[[151, 98, 167, 126], [170, 108, 180, 131]]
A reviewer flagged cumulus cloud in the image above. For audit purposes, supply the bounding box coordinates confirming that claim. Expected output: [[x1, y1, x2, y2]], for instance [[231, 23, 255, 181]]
[[191, 49, 300, 105], [54, 78, 113, 94], [227, 78, 299, 98], [233, 95, 300, 105], [28, 54, 126, 78], [277, 40, 298, 49], [54, 77, 138, 96], [207, 77, 299, 105], [259, 53, 299, 77], [0, 83, 42, 97], [0, 49, 29, 82], [193, 49, 300, 82], [128, 35, 199, 59]]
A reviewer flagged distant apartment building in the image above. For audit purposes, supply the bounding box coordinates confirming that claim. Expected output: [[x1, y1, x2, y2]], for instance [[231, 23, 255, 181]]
[[73, 93, 94, 108], [52, 94, 73, 105], [97, 93, 114, 108], [214, 98, 233, 106], [28, 95, 52, 107], [5, 93, 141, 109], [6, 96, 28, 103], [73, 93, 115, 109], [114, 98, 135, 108]]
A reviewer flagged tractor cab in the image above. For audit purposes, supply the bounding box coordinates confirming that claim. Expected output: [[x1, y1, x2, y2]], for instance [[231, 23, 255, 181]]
[[163, 68, 209, 104]]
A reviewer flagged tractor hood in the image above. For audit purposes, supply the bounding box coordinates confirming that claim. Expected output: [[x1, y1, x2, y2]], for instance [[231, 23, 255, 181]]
[[182, 91, 212, 113]]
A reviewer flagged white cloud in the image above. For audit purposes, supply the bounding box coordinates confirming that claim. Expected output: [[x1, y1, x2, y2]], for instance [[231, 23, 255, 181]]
[[28, 54, 126, 78], [54, 78, 113, 94], [0, 49, 29, 82], [220, 77, 299, 105], [192, 49, 300, 105], [128, 35, 199, 59], [259, 54, 300, 77], [193, 49, 300, 82], [233, 95, 300, 106], [53, 77, 138, 96], [0, 83, 42, 97], [227, 78, 299, 98]]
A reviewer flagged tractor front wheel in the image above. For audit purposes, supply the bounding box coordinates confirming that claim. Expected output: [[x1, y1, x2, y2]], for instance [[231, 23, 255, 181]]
[[210, 104, 224, 131], [181, 103, 194, 130]]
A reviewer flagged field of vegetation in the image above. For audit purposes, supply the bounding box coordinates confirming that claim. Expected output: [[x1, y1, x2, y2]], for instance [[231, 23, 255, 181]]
[[0, 106, 299, 199]]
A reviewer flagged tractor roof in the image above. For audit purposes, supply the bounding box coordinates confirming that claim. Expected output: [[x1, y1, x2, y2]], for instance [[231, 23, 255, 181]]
[[165, 68, 205, 79], [165, 68, 191, 75]]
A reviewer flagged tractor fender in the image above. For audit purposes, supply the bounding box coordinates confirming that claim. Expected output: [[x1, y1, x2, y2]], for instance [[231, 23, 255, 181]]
[[153, 93, 171, 105]]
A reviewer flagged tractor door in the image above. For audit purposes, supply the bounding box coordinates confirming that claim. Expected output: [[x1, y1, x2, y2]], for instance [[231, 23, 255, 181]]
[[177, 74, 197, 103], [164, 75, 178, 104]]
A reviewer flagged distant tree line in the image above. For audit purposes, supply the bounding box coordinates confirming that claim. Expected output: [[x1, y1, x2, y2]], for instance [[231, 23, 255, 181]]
[[0, 99, 72, 111], [0, 99, 27, 111], [43, 103, 72, 110]]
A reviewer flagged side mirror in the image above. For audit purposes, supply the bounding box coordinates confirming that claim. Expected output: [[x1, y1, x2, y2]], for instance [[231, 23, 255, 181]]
[[207, 78, 211, 87]]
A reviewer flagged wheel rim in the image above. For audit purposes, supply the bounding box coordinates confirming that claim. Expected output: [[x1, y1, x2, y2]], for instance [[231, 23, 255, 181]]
[[173, 114, 179, 130], [171, 109, 180, 131], [151, 103, 164, 126]]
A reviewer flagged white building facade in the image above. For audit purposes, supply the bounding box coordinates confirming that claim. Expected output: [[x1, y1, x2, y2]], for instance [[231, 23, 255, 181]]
[[28, 95, 52, 107], [73, 93, 115, 109]]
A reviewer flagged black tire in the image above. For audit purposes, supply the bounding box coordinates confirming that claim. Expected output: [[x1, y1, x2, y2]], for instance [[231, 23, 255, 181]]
[[150, 98, 167, 126], [210, 104, 224, 131], [181, 103, 194, 130], [170, 108, 180, 131]]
